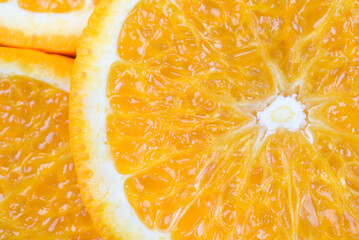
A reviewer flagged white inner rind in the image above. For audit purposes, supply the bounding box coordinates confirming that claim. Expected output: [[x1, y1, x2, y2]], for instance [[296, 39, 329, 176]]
[[257, 95, 307, 134], [75, 0, 170, 238], [0, 0, 93, 36], [0, 59, 69, 92]]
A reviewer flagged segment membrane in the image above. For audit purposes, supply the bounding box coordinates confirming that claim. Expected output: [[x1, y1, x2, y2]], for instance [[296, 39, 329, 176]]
[[309, 96, 359, 136], [306, 125, 359, 238], [117, 0, 276, 104], [125, 127, 259, 234], [245, 0, 338, 83], [300, 2, 359, 97], [107, 60, 255, 174]]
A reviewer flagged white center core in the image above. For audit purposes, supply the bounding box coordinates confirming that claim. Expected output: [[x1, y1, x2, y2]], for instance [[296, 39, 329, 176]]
[[257, 95, 306, 133]]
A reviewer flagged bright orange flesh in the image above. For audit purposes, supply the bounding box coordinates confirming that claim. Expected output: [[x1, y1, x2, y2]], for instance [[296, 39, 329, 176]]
[[18, 0, 84, 13], [0, 76, 100, 239], [105, 0, 359, 239]]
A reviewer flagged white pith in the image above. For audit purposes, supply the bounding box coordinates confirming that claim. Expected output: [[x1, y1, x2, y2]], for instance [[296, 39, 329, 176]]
[[257, 95, 307, 134], [0, 0, 93, 36], [74, 0, 170, 238], [0, 57, 69, 92]]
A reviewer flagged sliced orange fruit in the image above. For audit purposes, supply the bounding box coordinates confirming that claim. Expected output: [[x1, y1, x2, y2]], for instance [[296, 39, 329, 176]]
[[71, 0, 359, 239], [0, 0, 95, 55], [0, 47, 100, 239]]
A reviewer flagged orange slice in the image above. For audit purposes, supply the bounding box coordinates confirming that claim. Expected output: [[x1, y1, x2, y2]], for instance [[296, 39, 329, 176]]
[[0, 0, 95, 55], [0, 47, 100, 239], [71, 0, 359, 239]]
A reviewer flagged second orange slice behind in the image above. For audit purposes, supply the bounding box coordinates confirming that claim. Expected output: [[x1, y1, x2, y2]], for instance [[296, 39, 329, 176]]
[[0, 47, 100, 239], [0, 0, 95, 55], [71, 0, 359, 239]]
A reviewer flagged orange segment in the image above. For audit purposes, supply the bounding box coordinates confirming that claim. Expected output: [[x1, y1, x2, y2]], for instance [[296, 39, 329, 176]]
[[300, 2, 359, 97], [308, 126, 359, 238], [0, 47, 100, 239], [71, 0, 359, 239], [245, 0, 338, 82], [107, 58, 255, 174], [310, 96, 359, 136], [125, 127, 259, 232], [117, 0, 276, 104]]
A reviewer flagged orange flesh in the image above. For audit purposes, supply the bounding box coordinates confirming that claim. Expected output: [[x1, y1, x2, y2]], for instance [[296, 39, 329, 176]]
[[17, 0, 84, 13], [107, 0, 359, 239], [0, 76, 100, 239]]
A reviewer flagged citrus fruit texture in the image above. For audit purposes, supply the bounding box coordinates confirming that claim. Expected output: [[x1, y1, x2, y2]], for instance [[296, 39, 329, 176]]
[[0, 0, 95, 55], [0, 47, 101, 239], [71, 0, 359, 239]]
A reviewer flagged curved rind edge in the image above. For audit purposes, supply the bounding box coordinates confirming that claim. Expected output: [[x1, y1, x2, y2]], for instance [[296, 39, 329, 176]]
[[0, 46, 72, 92], [70, 0, 170, 239]]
